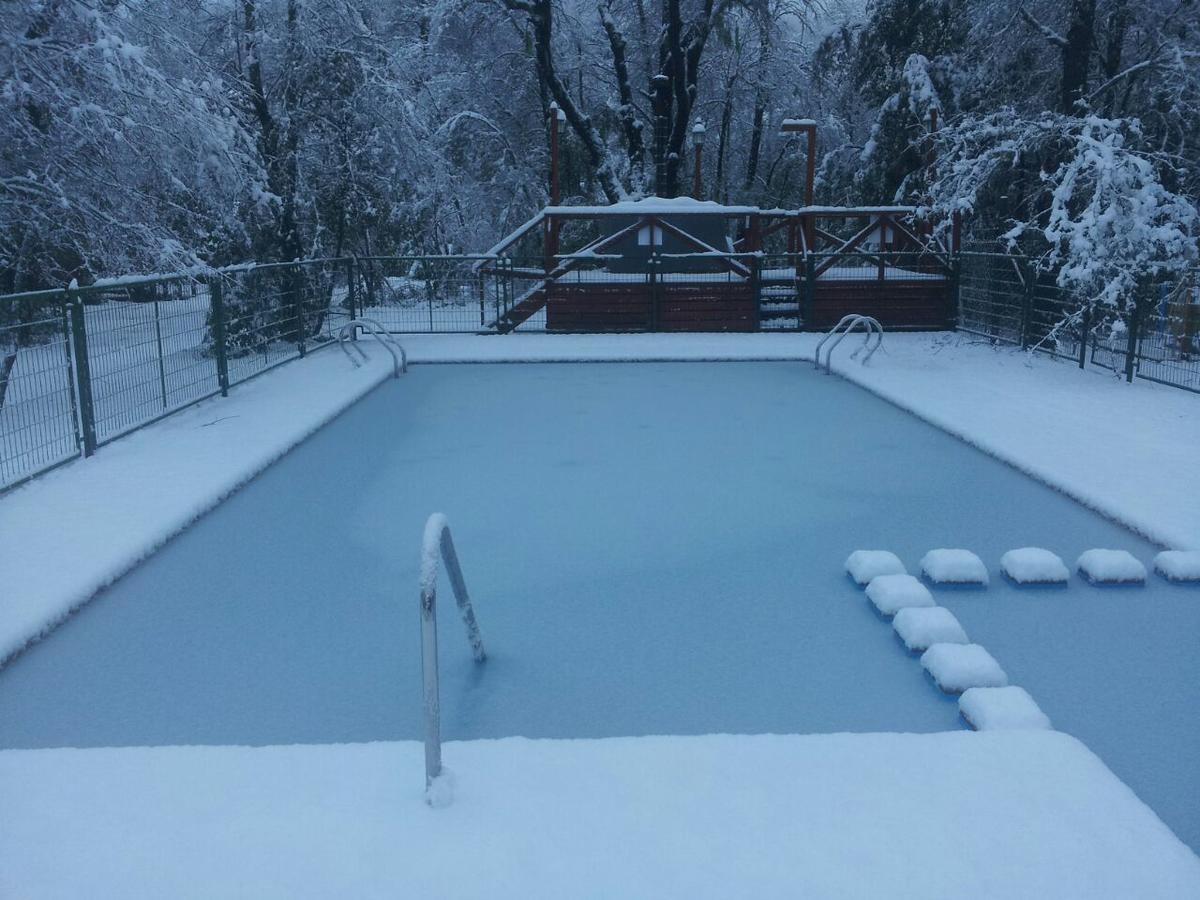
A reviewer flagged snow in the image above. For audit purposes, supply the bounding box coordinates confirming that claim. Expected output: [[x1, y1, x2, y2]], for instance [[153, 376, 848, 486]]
[[3, 732, 1198, 899], [893, 606, 969, 651], [1077, 549, 1147, 584], [845, 549, 907, 585], [865, 573, 935, 616], [921, 643, 1008, 693], [1001, 547, 1071, 584], [548, 196, 759, 216], [921, 548, 990, 585], [960, 686, 1052, 731], [0, 348, 394, 663], [1154, 550, 1200, 583]]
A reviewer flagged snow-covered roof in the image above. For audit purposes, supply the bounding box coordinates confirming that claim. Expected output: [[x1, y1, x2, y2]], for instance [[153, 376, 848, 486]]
[[548, 196, 759, 216]]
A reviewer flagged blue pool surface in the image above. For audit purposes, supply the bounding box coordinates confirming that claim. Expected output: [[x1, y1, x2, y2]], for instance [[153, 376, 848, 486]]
[[0, 362, 1196, 848]]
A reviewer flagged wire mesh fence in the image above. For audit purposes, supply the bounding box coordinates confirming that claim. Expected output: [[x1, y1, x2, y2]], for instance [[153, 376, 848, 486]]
[[354, 256, 494, 332], [0, 260, 352, 491], [958, 250, 1200, 393], [3, 251, 1197, 491]]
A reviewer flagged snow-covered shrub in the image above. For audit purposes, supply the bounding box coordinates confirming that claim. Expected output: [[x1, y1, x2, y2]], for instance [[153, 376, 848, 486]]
[[929, 112, 1197, 314]]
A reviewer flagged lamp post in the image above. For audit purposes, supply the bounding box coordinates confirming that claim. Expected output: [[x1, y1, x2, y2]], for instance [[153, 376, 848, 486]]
[[691, 121, 706, 200]]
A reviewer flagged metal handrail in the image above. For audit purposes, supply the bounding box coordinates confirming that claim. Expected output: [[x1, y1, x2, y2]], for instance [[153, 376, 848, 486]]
[[337, 318, 407, 377], [419, 513, 486, 803], [815, 314, 883, 373]]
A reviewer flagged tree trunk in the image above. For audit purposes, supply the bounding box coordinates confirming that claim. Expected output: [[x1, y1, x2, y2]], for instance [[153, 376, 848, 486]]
[[1060, 0, 1097, 113]]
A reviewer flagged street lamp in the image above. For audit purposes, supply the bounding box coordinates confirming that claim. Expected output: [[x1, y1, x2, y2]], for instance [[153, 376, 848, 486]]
[[691, 121, 706, 200]]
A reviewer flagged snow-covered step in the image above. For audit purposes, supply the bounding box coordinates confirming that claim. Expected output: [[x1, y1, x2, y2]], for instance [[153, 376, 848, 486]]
[[921, 548, 989, 586], [921, 643, 1008, 693], [1077, 549, 1147, 585], [865, 574, 935, 616], [959, 686, 1052, 731], [1153, 550, 1200, 583], [893, 606, 968, 651], [845, 550, 907, 586], [1001, 547, 1070, 585]]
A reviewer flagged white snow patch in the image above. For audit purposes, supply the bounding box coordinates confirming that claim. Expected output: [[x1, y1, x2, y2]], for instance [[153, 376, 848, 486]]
[[1153, 550, 1200, 583], [922, 643, 1009, 693], [845, 549, 907, 586], [960, 686, 1052, 731], [893, 606, 968, 651], [1077, 549, 1147, 585], [1001, 547, 1071, 584], [3, 733, 1198, 899], [865, 574, 935, 616], [921, 548, 990, 585]]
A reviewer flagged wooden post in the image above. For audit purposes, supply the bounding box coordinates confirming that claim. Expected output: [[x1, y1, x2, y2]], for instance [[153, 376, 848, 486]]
[[549, 102, 563, 206], [778, 118, 817, 206], [925, 109, 939, 240], [691, 122, 706, 199]]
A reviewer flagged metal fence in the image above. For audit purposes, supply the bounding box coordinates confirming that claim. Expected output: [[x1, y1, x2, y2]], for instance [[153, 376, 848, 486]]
[[3, 250, 1196, 491], [0, 259, 352, 491], [958, 251, 1200, 393]]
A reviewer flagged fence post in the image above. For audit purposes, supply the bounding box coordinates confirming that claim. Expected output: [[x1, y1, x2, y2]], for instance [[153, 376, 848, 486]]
[[1124, 295, 1143, 383], [152, 291, 168, 410], [1019, 263, 1036, 350], [346, 257, 357, 323], [210, 276, 230, 397], [648, 251, 659, 332], [950, 255, 963, 329], [293, 266, 306, 357], [803, 254, 817, 329], [67, 286, 98, 456], [750, 253, 761, 330], [1078, 302, 1091, 370]]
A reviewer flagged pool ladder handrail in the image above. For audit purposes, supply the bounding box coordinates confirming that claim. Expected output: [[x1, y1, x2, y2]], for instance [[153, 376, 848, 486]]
[[337, 318, 407, 377], [815, 314, 883, 373], [419, 513, 486, 802]]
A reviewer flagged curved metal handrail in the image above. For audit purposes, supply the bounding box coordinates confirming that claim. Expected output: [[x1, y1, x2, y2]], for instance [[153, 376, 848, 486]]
[[848, 316, 884, 364], [813, 314, 861, 369], [817, 314, 883, 373], [337, 318, 407, 377], [419, 513, 486, 802]]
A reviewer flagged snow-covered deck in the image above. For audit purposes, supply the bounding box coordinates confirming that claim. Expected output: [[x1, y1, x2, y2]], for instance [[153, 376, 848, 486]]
[[3, 731, 1197, 898]]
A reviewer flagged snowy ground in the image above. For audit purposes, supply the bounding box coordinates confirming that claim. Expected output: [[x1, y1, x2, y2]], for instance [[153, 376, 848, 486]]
[[3, 731, 1198, 899]]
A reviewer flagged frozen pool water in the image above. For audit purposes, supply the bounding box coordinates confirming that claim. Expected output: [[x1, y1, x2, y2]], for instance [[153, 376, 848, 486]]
[[0, 362, 1197, 849]]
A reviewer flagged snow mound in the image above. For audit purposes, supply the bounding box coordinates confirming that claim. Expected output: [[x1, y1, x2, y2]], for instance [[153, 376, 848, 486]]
[[845, 550, 906, 586], [893, 607, 968, 652], [1153, 550, 1200, 583], [921, 549, 989, 585], [1001, 547, 1070, 585], [864, 574, 935, 616], [960, 686, 1052, 731], [1077, 549, 1147, 585], [425, 767, 456, 808], [921, 643, 1008, 693]]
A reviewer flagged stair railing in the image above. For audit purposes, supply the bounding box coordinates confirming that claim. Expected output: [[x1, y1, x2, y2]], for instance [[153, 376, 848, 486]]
[[337, 318, 407, 377], [815, 314, 883, 373], [419, 513, 486, 803]]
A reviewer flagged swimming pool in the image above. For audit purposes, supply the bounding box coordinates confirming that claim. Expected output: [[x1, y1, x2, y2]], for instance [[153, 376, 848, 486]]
[[1, 361, 1196, 848]]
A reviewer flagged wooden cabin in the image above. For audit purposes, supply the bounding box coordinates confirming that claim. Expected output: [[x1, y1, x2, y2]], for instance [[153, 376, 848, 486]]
[[472, 110, 958, 334]]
